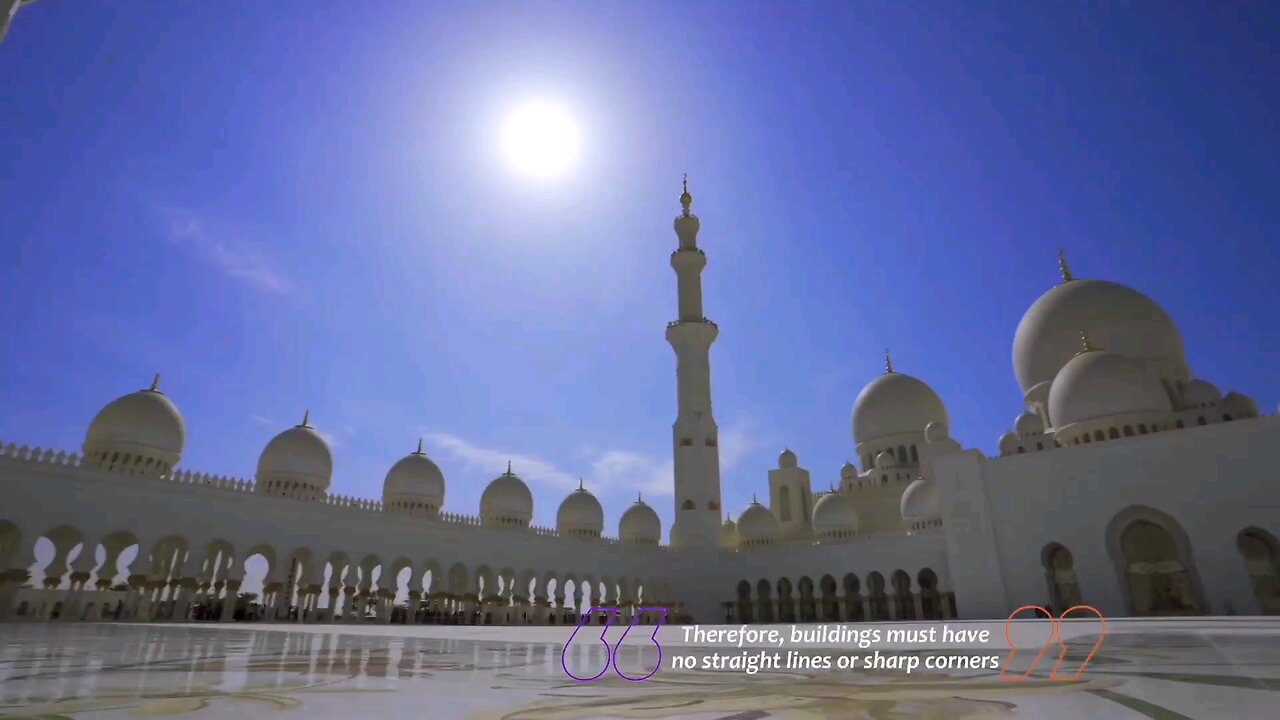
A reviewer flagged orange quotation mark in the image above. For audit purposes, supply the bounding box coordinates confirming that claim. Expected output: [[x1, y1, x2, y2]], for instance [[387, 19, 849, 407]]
[[999, 605, 1106, 681]]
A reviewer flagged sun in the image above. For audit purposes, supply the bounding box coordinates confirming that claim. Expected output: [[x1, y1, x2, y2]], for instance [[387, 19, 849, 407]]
[[500, 101, 580, 179]]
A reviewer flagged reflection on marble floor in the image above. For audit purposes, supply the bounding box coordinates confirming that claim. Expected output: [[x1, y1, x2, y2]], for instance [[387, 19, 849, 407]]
[[0, 621, 1277, 719]]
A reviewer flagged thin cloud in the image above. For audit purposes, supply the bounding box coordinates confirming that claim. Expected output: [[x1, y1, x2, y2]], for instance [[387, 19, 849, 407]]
[[424, 418, 760, 499], [161, 208, 293, 295]]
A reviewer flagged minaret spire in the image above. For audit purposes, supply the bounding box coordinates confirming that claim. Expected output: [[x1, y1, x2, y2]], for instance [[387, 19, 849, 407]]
[[149, 373, 161, 392], [414, 438, 424, 455], [884, 348, 894, 374], [299, 410, 311, 428], [1058, 248, 1074, 283], [667, 175, 722, 548]]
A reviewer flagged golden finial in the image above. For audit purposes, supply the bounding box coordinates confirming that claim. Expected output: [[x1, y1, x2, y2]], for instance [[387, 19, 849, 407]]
[[884, 348, 894, 374], [751, 493, 759, 504], [414, 438, 424, 455], [148, 373, 161, 392], [679, 173, 692, 217], [578, 478, 585, 491], [1058, 248, 1074, 283], [505, 460, 513, 475], [299, 410, 311, 427]]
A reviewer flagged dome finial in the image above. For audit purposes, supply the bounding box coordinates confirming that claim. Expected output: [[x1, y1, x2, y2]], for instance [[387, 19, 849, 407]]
[[1058, 248, 1074, 283], [578, 477, 584, 491], [884, 348, 894, 374], [679, 174, 692, 217], [148, 373, 161, 392], [637, 491, 643, 503], [299, 410, 311, 428], [414, 438, 424, 455], [505, 460, 513, 475], [752, 492, 758, 504]]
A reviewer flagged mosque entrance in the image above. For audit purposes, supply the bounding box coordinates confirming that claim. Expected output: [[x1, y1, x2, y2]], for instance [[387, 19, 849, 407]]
[[1042, 543, 1083, 610], [1237, 528, 1280, 615], [1119, 519, 1201, 616]]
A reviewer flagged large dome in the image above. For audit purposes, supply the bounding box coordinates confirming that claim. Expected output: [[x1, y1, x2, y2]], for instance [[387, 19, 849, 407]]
[[556, 481, 604, 538], [83, 376, 185, 475], [852, 371, 947, 447], [256, 414, 334, 497], [900, 478, 940, 522], [480, 465, 533, 527], [1048, 348, 1173, 430], [1013, 279, 1187, 398], [619, 496, 661, 545], [382, 441, 445, 515], [737, 499, 779, 545], [812, 492, 858, 537]]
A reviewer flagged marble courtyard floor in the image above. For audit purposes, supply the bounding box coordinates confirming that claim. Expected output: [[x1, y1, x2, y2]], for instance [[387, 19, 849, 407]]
[[1, 619, 1278, 719]]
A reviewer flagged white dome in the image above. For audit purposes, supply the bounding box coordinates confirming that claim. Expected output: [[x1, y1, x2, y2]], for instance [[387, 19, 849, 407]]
[[900, 478, 940, 521], [1013, 279, 1187, 397], [1048, 348, 1173, 429], [1182, 379, 1221, 408], [924, 420, 949, 443], [619, 496, 661, 545], [812, 492, 858, 536], [718, 516, 739, 548], [1014, 411, 1044, 437], [557, 481, 604, 537], [998, 431, 1020, 456], [1222, 391, 1259, 418], [84, 377, 185, 475], [256, 414, 333, 496], [852, 371, 948, 447], [778, 448, 797, 468], [382, 441, 445, 514], [875, 450, 898, 468], [737, 499, 778, 544], [480, 465, 533, 527]]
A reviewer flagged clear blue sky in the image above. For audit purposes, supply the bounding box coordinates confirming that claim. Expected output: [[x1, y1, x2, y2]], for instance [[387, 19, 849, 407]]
[[3, 1, 1278, 542]]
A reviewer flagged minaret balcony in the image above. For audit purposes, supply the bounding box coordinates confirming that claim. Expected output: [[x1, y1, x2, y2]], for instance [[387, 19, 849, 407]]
[[667, 317, 718, 329], [670, 247, 706, 258]]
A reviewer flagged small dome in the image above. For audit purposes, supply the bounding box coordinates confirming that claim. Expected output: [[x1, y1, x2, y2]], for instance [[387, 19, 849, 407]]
[[719, 515, 739, 548], [900, 478, 940, 523], [1013, 278, 1186, 397], [812, 492, 858, 537], [840, 461, 858, 479], [1182, 379, 1222, 408], [737, 499, 778, 544], [382, 441, 445, 515], [619, 495, 661, 545], [1048, 348, 1173, 429], [875, 450, 898, 469], [852, 371, 948, 447], [924, 420, 949, 443], [256, 413, 333, 497], [1222, 391, 1258, 418], [480, 464, 533, 527], [557, 481, 604, 538], [998, 431, 1020, 456], [84, 377, 185, 476], [778, 448, 797, 469], [1014, 412, 1044, 437]]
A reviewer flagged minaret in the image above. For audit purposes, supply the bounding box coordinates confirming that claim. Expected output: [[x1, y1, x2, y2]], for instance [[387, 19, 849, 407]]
[[666, 175, 722, 549]]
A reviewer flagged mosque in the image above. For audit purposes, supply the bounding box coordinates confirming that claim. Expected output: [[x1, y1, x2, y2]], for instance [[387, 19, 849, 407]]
[[1, 182, 1278, 627]]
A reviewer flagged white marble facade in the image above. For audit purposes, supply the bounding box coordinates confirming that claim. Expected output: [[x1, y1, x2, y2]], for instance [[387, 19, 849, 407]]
[[1, 186, 1278, 627]]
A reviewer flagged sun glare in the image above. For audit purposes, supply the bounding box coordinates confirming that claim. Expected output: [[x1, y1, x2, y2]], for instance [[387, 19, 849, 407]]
[[500, 102, 580, 179]]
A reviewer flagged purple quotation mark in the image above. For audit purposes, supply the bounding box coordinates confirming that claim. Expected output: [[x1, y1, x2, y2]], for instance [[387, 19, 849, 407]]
[[560, 605, 668, 682]]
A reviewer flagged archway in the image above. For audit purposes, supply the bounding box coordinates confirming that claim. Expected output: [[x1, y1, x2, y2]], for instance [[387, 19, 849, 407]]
[[1041, 543, 1082, 612], [1110, 511, 1203, 616], [735, 580, 754, 624], [1237, 528, 1280, 615]]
